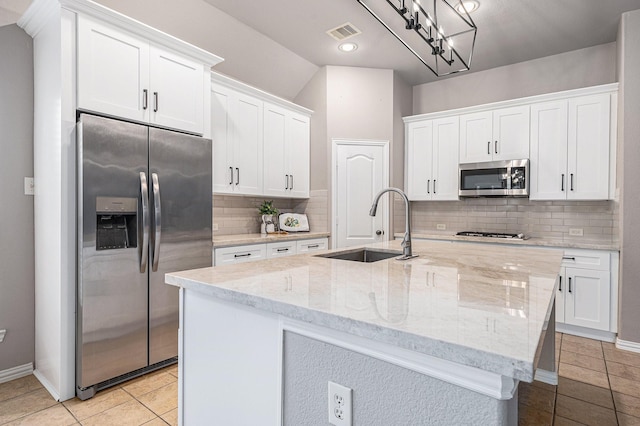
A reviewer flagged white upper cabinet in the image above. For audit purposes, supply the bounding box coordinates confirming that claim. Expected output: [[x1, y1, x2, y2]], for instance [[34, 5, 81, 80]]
[[530, 93, 611, 200], [211, 74, 311, 198], [78, 15, 205, 134], [406, 117, 459, 201], [211, 83, 263, 195], [459, 105, 529, 163], [263, 103, 310, 198]]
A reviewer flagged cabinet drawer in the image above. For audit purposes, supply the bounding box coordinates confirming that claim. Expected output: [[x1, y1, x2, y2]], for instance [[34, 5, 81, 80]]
[[214, 244, 266, 266], [266, 241, 297, 258], [296, 238, 328, 253], [561, 249, 610, 271]]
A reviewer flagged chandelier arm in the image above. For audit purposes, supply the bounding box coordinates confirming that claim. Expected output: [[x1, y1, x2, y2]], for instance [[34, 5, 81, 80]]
[[356, 0, 440, 76]]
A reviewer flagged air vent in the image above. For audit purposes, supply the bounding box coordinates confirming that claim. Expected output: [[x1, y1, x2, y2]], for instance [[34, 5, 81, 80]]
[[326, 22, 361, 41]]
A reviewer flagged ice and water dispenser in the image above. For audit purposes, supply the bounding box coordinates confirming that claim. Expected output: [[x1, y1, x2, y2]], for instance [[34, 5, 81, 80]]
[[95, 197, 138, 250]]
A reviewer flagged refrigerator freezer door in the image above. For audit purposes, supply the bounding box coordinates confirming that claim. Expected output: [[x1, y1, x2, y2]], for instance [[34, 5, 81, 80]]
[[77, 114, 149, 389], [148, 127, 212, 364]]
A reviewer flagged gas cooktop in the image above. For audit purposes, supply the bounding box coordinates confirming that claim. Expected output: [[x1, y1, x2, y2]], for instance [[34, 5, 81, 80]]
[[456, 231, 526, 240]]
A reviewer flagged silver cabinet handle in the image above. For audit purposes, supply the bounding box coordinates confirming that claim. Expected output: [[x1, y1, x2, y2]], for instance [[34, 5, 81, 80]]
[[290, 175, 294, 190], [151, 173, 162, 272], [143, 89, 148, 110], [434, 179, 437, 194], [153, 92, 158, 112], [558, 276, 562, 292], [570, 173, 574, 191], [235, 167, 239, 185], [427, 179, 430, 194], [229, 166, 233, 185], [495, 140, 498, 154], [307, 244, 320, 249], [487, 141, 490, 155], [561, 174, 565, 191], [568, 276, 572, 293], [139, 172, 149, 273], [285, 174, 289, 190]]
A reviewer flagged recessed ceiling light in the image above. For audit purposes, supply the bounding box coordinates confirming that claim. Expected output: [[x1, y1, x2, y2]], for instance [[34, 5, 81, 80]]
[[338, 42, 358, 52], [455, 0, 480, 14]]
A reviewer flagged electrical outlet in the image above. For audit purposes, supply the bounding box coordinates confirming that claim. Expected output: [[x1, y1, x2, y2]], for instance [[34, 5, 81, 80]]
[[0, 329, 6, 343], [569, 228, 584, 236], [24, 177, 34, 195], [212, 223, 219, 231], [328, 381, 352, 426], [436, 224, 446, 230]]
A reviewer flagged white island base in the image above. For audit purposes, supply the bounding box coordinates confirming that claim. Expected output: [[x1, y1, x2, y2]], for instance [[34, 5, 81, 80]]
[[168, 240, 561, 425]]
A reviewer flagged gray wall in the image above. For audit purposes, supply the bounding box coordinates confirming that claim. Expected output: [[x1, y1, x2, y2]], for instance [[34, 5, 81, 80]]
[[283, 332, 509, 425], [95, 0, 319, 101], [0, 24, 34, 371], [413, 42, 617, 115], [617, 9, 640, 344]]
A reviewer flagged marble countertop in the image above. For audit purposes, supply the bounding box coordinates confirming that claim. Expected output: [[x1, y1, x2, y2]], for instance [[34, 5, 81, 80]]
[[166, 239, 562, 381], [403, 232, 619, 251], [213, 232, 330, 248]]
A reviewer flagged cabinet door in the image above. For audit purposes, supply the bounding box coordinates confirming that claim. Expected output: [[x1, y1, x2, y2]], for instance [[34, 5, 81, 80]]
[[287, 112, 310, 198], [149, 45, 204, 134], [263, 103, 289, 197], [296, 238, 328, 253], [530, 101, 568, 200], [432, 116, 459, 200], [406, 120, 434, 200], [266, 241, 297, 258], [564, 267, 610, 331], [492, 105, 530, 161], [233, 94, 263, 195], [77, 15, 150, 123], [459, 111, 492, 163], [211, 85, 234, 193], [567, 94, 611, 200]]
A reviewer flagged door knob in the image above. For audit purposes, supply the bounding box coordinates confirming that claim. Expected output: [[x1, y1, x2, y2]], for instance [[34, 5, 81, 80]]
[[376, 230, 384, 236]]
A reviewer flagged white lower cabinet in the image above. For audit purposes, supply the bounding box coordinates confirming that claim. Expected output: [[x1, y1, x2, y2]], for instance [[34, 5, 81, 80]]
[[214, 237, 328, 265], [555, 249, 618, 338], [214, 244, 267, 266]]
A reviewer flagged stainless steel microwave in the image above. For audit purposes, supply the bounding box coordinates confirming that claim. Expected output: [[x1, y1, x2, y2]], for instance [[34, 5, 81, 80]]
[[459, 159, 529, 197]]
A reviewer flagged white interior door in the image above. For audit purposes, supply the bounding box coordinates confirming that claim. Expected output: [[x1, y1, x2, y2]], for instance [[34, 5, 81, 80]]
[[334, 140, 389, 249]]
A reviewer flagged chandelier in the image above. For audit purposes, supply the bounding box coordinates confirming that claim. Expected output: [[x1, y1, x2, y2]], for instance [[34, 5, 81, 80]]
[[356, 0, 478, 77]]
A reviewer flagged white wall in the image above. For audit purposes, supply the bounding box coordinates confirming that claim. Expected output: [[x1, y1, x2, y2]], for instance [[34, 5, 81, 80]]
[[0, 24, 34, 373], [413, 42, 617, 115]]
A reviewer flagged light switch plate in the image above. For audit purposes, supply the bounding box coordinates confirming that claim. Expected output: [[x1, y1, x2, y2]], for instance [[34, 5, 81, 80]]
[[436, 224, 446, 230], [24, 177, 34, 195], [213, 223, 219, 231]]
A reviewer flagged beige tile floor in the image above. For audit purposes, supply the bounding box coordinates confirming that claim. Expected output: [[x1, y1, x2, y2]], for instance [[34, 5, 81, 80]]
[[0, 364, 178, 425], [1, 333, 640, 425]]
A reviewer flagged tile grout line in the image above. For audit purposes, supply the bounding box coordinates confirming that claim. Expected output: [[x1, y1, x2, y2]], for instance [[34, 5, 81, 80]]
[[601, 341, 621, 426]]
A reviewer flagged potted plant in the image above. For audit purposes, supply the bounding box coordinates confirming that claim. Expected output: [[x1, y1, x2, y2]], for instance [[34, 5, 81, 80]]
[[258, 200, 279, 234]]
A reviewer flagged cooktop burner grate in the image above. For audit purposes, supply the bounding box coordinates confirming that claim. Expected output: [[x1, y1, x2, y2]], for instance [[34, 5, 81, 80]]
[[456, 231, 525, 239]]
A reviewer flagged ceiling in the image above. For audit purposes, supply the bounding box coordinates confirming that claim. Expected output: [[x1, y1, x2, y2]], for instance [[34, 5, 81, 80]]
[[201, 0, 640, 86], [3, 0, 640, 87]]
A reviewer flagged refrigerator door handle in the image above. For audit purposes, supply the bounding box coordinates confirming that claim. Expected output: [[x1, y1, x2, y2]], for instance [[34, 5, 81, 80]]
[[140, 172, 150, 273], [151, 173, 162, 272]]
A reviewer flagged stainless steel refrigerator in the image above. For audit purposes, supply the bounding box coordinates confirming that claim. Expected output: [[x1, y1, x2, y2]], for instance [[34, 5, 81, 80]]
[[76, 114, 212, 399]]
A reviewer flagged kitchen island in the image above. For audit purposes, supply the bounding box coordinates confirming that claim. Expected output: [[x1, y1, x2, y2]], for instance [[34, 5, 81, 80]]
[[166, 239, 562, 425]]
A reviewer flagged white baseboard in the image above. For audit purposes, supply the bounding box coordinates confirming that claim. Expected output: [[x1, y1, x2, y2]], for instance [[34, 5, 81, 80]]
[[33, 369, 61, 402], [0, 363, 33, 384], [556, 323, 616, 342], [616, 338, 640, 354], [534, 369, 558, 386]]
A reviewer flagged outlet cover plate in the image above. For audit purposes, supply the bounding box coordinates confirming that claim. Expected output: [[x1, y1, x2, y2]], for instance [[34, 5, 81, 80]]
[[24, 177, 34, 195], [328, 381, 352, 426], [436, 224, 446, 230], [569, 228, 584, 236]]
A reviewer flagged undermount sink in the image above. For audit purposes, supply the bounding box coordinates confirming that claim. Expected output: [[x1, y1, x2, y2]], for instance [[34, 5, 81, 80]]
[[315, 248, 402, 263]]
